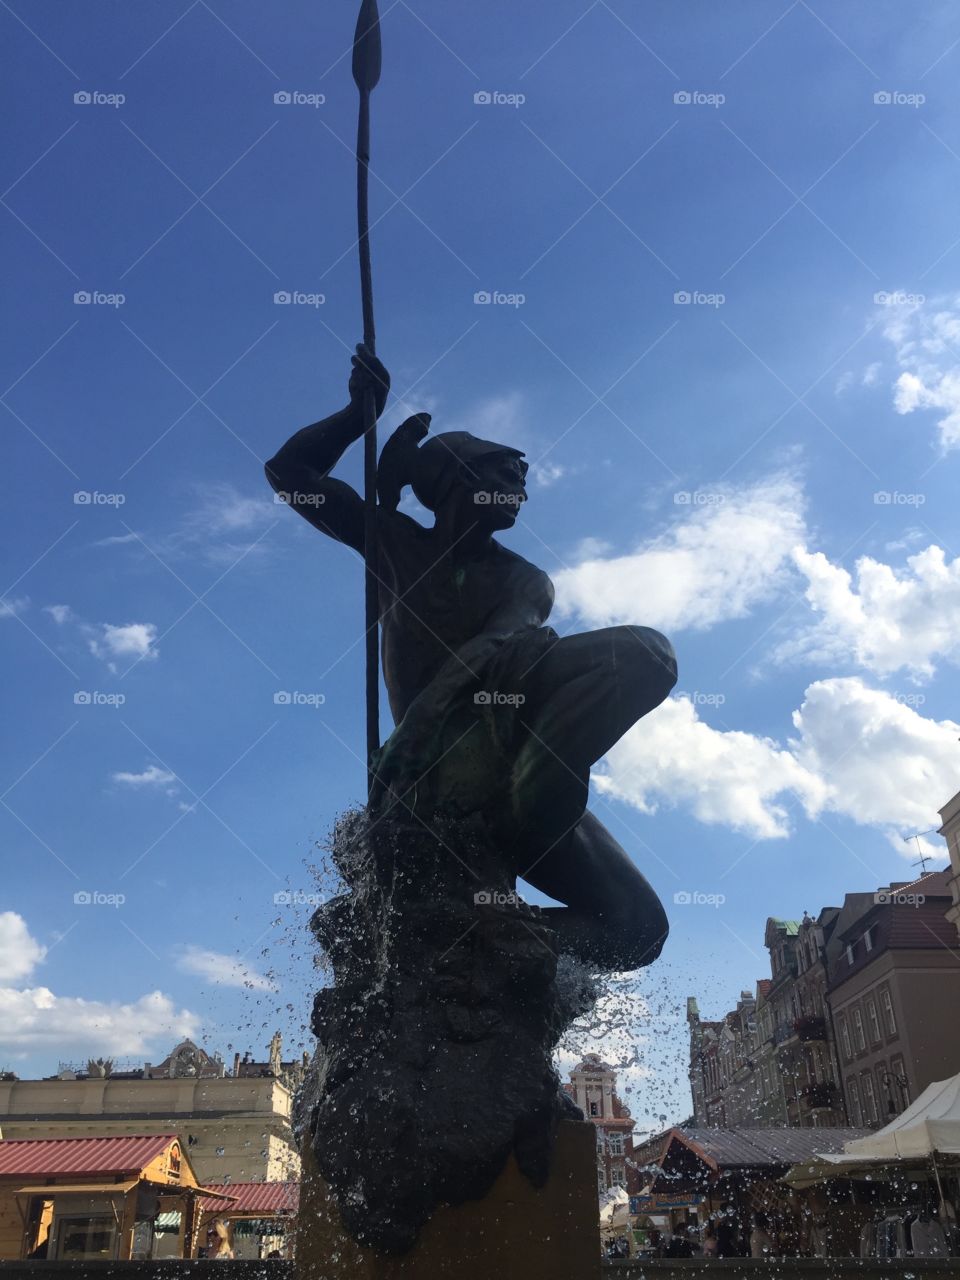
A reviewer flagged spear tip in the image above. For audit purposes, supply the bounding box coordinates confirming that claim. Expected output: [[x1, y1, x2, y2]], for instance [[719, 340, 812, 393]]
[[353, 0, 382, 94]]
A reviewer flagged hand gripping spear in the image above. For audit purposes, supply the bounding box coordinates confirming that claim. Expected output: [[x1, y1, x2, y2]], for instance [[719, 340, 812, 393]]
[[352, 0, 382, 798]]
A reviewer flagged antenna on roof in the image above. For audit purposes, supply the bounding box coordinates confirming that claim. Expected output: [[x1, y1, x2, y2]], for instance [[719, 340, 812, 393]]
[[902, 829, 938, 874]]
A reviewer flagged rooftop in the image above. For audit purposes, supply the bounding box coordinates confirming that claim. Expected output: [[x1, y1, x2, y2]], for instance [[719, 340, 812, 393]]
[[0, 1134, 177, 1178]]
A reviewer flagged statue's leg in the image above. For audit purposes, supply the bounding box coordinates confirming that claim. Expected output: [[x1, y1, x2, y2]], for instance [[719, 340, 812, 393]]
[[522, 810, 668, 970], [510, 624, 677, 845]]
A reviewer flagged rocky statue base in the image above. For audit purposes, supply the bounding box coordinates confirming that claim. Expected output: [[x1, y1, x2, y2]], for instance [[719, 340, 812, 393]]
[[296, 809, 598, 1257], [296, 1117, 600, 1279]]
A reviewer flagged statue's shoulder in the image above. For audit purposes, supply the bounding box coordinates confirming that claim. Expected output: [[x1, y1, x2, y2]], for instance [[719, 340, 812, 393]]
[[493, 541, 555, 609]]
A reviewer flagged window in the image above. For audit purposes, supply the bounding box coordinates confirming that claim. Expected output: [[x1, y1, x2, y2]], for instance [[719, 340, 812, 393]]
[[839, 1015, 852, 1061], [880, 989, 897, 1036], [862, 1072, 878, 1123], [608, 1133, 624, 1156], [845, 943, 855, 966], [891, 1057, 910, 1109], [852, 1008, 866, 1052], [597, 1171, 606, 1194], [847, 1077, 862, 1126], [610, 1168, 626, 1188], [864, 926, 875, 953], [867, 999, 882, 1045], [589, 1101, 599, 1117]]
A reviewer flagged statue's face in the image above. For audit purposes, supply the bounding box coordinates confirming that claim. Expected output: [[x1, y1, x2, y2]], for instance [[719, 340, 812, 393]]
[[460, 451, 528, 530]]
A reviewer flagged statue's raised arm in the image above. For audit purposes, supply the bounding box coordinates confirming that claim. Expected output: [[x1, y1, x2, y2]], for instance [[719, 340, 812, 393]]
[[263, 345, 390, 553]]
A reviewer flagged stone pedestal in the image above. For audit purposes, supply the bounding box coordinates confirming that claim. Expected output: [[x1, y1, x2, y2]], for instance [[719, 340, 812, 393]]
[[296, 1119, 601, 1280]]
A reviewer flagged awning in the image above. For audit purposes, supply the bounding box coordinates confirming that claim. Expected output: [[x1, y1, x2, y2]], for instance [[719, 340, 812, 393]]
[[13, 1180, 138, 1197]]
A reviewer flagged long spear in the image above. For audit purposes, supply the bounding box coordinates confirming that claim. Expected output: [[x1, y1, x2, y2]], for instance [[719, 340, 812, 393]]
[[352, 0, 382, 798]]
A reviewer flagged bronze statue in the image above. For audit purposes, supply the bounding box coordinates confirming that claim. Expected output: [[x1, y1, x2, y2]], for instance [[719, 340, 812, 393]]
[[265, 346, 676, 972]]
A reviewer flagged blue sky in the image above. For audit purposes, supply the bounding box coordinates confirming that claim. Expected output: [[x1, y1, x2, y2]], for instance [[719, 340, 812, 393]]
[[2, 0, 959, 1126]]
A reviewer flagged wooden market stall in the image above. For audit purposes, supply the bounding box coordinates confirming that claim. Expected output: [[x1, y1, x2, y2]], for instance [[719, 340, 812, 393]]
[[0, 1133, 233, 1261], [197, 1180, 299, 1260]]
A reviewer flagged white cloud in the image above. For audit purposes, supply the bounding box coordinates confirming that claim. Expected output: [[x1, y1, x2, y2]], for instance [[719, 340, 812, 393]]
[[790, 677, 960, 838], [0, 597, 29, 619], [111, 764, 176, 788], [176, 945, 275, 991], [530, 460, 566, 488], [595, 679, 958, 848], [553, 474, 805, 632], [596, 695, 825, 840], [0, 913, 199, 1056], [781, 543, 960, 679], [0, 911, 47, 982], [44, 604, 72, 625], [0, 987, 200, 1056], [89, 621, 158, 669], [882, 296, 960, 450]]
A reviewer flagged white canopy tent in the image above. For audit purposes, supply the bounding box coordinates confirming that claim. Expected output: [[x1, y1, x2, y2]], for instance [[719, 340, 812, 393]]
[[783, 1073, 960, 1188]]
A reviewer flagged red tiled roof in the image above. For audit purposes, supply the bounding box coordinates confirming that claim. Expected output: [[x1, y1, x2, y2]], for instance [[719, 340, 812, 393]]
[[0, 1135, 176, 1178], [199, 1181, 299, 1215]]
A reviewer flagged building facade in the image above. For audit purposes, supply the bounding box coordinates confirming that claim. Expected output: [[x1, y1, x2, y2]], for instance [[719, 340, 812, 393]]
[[565, 1054, 635, 1194], [0, 1039, 302, 1185], [826, 870, 960, 1129], [941, 788, 960, 944], [688, 867, 960, 1131]]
